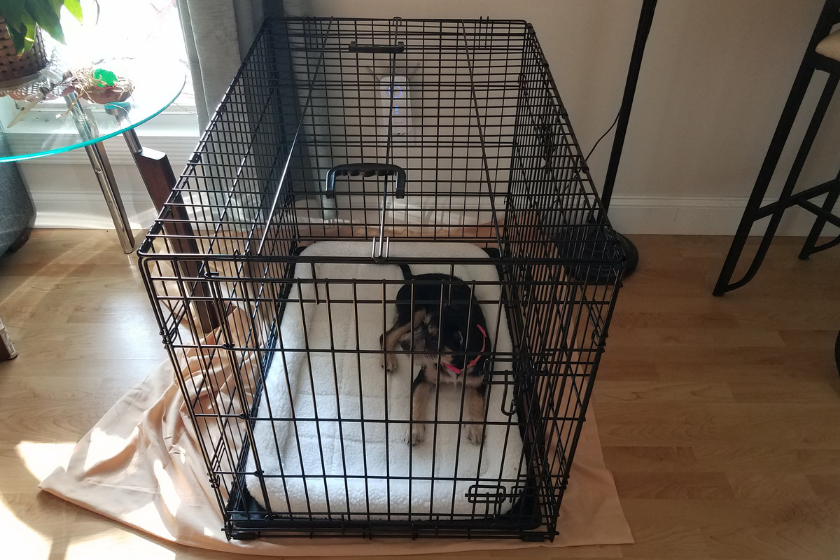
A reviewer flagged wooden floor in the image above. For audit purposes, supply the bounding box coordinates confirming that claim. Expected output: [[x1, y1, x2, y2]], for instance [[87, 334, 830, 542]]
[[1, 229, 839, 559]]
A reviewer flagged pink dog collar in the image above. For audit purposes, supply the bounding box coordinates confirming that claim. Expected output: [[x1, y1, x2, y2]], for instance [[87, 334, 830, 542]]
[[441, 324, 487, 376]]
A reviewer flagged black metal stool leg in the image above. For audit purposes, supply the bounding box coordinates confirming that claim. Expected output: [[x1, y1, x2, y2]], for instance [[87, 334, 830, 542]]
[[713, 69, 815, 295], [714, 72, 838, 295], [714, 0, 840, 295], [799, 175, 840, 259], [835, 330, 840, 376]]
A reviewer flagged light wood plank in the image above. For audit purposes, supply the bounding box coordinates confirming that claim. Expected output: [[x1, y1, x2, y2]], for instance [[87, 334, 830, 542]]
[[728, 473, 817, 501], [613, 472, 735, 500]]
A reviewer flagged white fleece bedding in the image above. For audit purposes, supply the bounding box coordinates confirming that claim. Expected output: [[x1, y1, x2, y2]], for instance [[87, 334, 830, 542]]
[[245, 241, 522, 519]]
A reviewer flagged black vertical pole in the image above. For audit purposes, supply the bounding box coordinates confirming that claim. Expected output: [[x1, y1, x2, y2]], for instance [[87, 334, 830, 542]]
[[601, 0, 658, 212]]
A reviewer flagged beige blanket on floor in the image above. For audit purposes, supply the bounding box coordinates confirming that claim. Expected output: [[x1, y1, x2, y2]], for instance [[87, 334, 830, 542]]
[[39, 308, 632, 556]]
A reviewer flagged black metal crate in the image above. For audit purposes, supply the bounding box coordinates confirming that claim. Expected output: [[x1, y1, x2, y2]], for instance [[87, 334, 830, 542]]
[[138, 17, 624, 541]]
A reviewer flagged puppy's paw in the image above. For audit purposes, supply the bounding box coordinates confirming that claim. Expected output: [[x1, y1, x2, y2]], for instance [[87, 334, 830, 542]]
[[466, 424, 484, 446], [405, 423, 425, 446], [380, 353, 398, 374], [379, 334, 399, 373]]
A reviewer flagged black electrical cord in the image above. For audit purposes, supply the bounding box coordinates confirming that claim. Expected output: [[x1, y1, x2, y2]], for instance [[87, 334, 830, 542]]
[[584, 110, 620, 162]]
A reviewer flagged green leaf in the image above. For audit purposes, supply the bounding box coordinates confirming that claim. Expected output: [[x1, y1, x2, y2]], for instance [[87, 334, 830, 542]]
[[20, 11, 36, 28], [29, 0, 62, 28], [64, 0, 83, 23], [20, 12, 38, 51], [0, 0, 26, 29], [28, 0, 64, 44], [0, 0, 96, 53], [24, 18, 36, 43], [6, 22, 30, 54]]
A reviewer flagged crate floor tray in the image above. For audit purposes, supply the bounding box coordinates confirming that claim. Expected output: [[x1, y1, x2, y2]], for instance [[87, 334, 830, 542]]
[[244, 241, 523, 520]]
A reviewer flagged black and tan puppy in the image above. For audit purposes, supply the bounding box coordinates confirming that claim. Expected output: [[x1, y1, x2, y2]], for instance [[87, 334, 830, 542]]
[[380, 265, 492, 446]]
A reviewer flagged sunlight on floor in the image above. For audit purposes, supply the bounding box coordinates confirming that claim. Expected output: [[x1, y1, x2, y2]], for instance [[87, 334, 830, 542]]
[[13, 442, 179, 559], [65, 532, 177, 560], [0, 500, 51, 560], [16, 441, 76, 482]]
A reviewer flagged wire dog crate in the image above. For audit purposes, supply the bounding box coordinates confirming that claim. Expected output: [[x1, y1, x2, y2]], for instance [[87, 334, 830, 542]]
[[139, 17, 624, 541]]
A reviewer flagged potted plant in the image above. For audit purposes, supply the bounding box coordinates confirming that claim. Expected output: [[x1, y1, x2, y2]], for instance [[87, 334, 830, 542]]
[[0, 1, 90, 85]]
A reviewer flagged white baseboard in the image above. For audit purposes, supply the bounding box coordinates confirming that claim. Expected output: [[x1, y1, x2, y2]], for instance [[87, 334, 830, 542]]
[[22, 129, 197, 232], [32, 190, 158, 231], [32, 191, 840, 237], [607, 194, 839, 237]]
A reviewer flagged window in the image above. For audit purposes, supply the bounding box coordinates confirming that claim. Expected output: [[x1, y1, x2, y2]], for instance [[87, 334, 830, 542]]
[[0, 0, 198, 160], [58, 0, 194, 109], [1, 0, 195, 125]]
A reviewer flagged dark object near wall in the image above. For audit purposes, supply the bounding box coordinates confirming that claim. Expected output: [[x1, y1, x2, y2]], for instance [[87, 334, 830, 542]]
[[835, 331, 839, 376], [0, 315, 17, 360], [597, 0, 657, 279], [0, 133, 34, 258]]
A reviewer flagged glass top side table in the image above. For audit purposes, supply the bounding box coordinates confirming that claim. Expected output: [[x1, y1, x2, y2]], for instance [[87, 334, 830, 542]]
[[0, 65, 187, 253]]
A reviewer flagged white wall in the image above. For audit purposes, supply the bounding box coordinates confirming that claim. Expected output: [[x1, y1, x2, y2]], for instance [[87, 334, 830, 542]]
[[23, 0, 840, 236]]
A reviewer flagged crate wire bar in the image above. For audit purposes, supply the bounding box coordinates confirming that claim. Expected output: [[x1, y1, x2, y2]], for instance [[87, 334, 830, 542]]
[[138, 17, 625, 541]]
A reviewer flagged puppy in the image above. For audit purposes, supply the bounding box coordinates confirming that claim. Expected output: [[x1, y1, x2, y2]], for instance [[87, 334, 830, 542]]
[[380, 265, 492, 446]]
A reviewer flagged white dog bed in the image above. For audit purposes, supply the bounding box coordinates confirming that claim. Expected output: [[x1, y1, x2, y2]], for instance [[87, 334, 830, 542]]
[[245, 241, 522, 520]]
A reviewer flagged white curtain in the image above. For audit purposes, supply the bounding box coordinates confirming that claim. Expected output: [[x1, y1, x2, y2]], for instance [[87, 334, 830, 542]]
[[175, 0, 314, 223], [177, 0, 309, 131]]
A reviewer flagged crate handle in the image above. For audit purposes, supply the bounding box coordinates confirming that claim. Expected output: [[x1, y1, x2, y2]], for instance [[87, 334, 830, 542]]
[[348, 40, 404, 54], [325, 163, 406, 198]]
